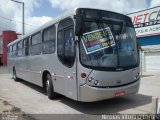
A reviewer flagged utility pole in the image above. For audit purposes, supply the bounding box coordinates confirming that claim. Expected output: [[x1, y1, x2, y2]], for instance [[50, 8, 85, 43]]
[[11, 0, 25, 35]]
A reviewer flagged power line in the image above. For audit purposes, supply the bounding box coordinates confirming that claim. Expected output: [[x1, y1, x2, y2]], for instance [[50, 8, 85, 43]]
[[0, 26, 11, 30], [0, 29, 4, 32], [0, 15, 38, 28], [0, 24, 16, 32]]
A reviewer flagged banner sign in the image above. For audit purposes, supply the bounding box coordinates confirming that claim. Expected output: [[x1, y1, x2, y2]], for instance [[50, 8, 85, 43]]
[[81, 27, 115, 54], [128, 6, 160, 37]]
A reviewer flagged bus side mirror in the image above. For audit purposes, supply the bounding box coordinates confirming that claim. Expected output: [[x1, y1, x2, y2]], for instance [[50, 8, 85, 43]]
[[75, 15, 83, 36]]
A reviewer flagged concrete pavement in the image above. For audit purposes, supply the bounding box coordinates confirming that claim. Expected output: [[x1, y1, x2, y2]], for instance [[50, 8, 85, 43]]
[[0, 67, 160, 120]]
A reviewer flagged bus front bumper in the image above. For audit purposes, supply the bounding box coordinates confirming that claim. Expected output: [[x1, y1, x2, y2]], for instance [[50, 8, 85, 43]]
[[79, 79, 140, 102]]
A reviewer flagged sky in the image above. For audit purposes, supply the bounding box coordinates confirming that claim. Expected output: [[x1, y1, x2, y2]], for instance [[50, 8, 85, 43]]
[[0, 0, 160, 35]]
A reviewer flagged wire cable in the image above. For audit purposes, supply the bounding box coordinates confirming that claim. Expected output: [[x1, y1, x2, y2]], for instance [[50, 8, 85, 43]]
[[0, 15, 38, 28]]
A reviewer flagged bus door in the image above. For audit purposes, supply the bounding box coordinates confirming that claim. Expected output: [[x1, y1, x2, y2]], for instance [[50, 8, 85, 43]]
[[57, 18, 77, 100]]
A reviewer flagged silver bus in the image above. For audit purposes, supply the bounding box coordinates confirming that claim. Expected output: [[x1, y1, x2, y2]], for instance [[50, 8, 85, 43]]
[[7, 8, 140, 102]]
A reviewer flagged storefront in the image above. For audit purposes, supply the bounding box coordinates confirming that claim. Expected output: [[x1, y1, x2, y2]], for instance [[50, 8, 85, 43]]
[[138, 36, 160, 73], [128, 6, 160, 74]]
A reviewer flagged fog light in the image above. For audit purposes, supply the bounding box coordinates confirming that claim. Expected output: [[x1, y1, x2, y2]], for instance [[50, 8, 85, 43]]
[[88, 77, 93, 82], [94, 80, 99, 85]]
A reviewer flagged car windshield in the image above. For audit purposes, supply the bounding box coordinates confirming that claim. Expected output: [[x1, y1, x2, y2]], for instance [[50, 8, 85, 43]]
[[79, 20, 138, 70]]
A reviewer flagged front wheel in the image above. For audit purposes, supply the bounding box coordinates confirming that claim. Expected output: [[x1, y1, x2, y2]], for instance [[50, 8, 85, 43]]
[[46, 74, 57, 99]]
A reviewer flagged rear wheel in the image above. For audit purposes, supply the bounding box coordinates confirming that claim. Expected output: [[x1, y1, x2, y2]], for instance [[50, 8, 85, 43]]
[[13, 68, 19, 81], [45, 74, 57, 99]]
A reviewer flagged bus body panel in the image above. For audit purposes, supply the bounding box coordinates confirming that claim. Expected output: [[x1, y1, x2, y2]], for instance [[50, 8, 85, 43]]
[[9, 52, 78, 100], [42, 54, 66, 95], [61, 62, 78, 100], [7, 8, 140, 102], [76, 61, 140, 102], [86, 68, 140, 87], [79, 79, 140, 102], [50, 54, 78, 101]]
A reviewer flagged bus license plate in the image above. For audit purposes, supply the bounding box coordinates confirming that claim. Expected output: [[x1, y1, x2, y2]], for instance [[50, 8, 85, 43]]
[[115, 91, 125, 97]]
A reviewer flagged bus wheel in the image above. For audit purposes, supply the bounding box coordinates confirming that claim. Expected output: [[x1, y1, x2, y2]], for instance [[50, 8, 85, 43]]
[[13, 68, 19, 81], [46, 74, 56, 99]]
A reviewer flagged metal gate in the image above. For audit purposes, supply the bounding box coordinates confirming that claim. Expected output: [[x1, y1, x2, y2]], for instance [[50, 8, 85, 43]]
[[144, 51, 160, 73]]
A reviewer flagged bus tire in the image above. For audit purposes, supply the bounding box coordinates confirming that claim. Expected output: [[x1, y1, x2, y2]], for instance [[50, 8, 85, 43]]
[[13, 68, 19, 82], [46, 74, 56, 99]]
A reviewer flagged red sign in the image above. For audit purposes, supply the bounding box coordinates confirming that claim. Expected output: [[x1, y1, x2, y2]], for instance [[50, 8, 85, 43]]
[[128, 6, 160, 37], [115, 91, 125, 97]]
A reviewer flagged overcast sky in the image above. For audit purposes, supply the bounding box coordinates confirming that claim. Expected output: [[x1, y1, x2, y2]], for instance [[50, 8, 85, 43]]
[[0, 0, 160, 34]]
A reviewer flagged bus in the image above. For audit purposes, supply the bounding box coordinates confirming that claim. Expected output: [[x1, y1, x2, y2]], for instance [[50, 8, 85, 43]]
[[7, 8, 140, 102]]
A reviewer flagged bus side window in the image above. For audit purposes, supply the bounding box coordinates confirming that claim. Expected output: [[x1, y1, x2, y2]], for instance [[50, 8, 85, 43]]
[[42, 25, 56, 54], [8, 45, 13, 58], [64, 28, 75, 66], [57, 18, 75, 67], [17, 40, 23, 57], [10, 46, 12, 54], [30, 32, 41, 56], [12, 43, 17, 57], [57, 30, 64, 62], [23, 38, 29, 56]]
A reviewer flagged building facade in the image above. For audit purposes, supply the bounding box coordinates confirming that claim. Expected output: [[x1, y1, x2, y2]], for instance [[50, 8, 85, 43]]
[[0, 35, 3, 65], [0, 31, 18, 66], [128, 6, 160, 74]]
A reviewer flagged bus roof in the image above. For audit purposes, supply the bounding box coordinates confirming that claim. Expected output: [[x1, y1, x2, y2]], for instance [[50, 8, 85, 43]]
[[8, 7, 127, 47], [8, 8, 76, 46]]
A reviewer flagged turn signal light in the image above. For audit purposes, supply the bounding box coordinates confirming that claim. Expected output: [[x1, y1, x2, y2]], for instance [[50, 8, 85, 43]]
[[88, 77, 93, 82]]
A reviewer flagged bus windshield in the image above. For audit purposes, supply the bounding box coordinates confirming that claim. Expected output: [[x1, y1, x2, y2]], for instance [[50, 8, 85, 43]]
[[79, 20, 138, 71]]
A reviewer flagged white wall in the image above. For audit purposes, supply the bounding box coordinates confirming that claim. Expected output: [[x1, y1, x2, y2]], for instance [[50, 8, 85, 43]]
[[141, 45, 160, 74]]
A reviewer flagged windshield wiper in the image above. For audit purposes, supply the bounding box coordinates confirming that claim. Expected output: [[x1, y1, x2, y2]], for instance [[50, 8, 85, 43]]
[[96, 18, 126, 68], [95, 20, 113, 48]]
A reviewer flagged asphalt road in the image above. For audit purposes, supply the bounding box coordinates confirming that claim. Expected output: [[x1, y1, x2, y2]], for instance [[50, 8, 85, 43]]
[[0, 67, 160, 120]]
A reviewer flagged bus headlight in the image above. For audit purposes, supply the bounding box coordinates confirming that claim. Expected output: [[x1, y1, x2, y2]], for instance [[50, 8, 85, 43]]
[[88, 77, 93, 82], [94, 80, 99, 85]]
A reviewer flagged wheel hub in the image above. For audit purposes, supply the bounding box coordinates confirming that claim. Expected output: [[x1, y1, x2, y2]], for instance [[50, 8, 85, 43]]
[[46, 80, 50, 94]]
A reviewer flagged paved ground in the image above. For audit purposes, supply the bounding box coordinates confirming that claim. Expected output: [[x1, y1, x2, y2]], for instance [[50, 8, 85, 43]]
[[0, 66, 8, 74], [0, 99, 35, 120], [0, 67, 160, 120]]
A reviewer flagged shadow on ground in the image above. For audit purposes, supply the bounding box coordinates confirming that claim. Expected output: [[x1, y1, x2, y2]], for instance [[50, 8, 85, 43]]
[[60, 94, 152, 114], [16, 78, 152, 114]]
